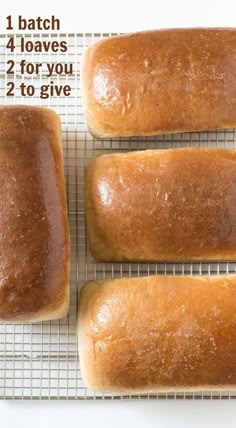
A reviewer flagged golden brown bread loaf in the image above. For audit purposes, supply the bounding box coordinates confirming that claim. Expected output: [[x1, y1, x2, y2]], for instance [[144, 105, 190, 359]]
[[0, 106, 70, 323], [78, 275, 236, 393], [85, 148, 236, 261], [81, 28, 236, 138]]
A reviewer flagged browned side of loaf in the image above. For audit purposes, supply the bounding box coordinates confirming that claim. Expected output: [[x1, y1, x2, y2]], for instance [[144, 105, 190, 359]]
[[0, 105, 70, 323], [81, 29, 236, 138], [78, 275, 236, 393], [85, 148, 236, 262]]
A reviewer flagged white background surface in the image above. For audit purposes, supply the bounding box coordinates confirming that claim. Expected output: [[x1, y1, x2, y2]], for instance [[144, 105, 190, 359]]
[[1, 0, 236, 426]]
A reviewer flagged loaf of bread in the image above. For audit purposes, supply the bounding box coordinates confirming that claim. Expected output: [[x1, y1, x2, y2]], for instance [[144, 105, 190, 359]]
[[81, 28, 236, 138], [0, 106, 70, 323], [85, 148, 236, 261], [78, 274, 236, 393]]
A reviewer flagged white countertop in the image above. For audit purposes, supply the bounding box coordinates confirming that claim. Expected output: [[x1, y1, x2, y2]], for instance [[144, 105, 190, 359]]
[[1, 399, 236, 428], [1, 0, 236, 426]]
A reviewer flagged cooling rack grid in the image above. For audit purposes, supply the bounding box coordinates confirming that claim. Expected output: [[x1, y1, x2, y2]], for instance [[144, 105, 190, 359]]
[[0, 33, 236, 399]]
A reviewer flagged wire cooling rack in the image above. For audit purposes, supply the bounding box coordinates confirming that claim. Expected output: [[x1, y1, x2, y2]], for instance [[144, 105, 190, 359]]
[[1, 33, 236, 400]]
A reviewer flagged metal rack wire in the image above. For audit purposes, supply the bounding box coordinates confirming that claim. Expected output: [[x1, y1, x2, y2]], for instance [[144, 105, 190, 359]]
[[0, 33, 236, 399]]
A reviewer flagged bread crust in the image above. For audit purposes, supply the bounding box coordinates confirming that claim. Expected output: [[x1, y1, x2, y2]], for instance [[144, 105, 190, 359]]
[[0, 106, 70, 322], [81, 29, 236, 138], [79, 275, 236, 393], [85, 148, 236, 261]]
